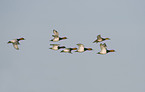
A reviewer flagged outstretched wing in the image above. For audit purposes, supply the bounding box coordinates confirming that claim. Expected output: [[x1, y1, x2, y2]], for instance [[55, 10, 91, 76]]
[[103, 43, 107, 48], [50, 44, 60, 46], [53, 29, 59, 36], [97, 35, 102, 39], [13, 43, 19, 50]]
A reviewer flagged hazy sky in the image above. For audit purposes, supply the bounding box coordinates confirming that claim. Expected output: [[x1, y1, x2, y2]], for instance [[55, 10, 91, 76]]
[[0, 0, 145, 92]]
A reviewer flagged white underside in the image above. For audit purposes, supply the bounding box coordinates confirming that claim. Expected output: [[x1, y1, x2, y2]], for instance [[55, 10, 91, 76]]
[[98, 39, 102, 42], [53, 37, 59, 42], [100, 48, 107, 54], [52, 46, 58, 50], [63, 49, 69, 52], [78, 47, 84, 52]]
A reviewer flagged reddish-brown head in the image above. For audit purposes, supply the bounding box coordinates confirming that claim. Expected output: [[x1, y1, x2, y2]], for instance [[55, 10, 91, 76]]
[[87, 48, 93, 50], [72, 48, 77, 50], [109, 50, 115, 52], [62, 37, 67, 39], [19, 38, 25, 40]]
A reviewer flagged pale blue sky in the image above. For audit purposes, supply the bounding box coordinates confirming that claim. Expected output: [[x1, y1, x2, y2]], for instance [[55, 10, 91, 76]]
[[0, 0, 145, 92]]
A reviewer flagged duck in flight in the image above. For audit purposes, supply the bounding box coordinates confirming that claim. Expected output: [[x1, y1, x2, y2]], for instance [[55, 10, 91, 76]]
[[7, 37, 25, 50], [75, 43, 92, 53], [60, 48, 77, 54], [93, 35, 110, 43], [50, 29, 67, 42], [97, 43, 115, 54], [49, 44, 65, 50]]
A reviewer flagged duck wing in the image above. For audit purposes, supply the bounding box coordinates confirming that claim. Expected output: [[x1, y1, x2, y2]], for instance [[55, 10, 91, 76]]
[[13, 43, 19, 50], [50, 44, 60, 46], [53, 29, 59, 37], [97, 35, 102, 39]]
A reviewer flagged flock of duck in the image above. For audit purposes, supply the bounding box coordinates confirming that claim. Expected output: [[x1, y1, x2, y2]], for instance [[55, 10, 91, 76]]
[[8, 29, 115, 54]]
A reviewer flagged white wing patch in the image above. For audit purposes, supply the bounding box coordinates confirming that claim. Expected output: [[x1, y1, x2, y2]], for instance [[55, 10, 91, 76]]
[[64, 49, 70, 52]]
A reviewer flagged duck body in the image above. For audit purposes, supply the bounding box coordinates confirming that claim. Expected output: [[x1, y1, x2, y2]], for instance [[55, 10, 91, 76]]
[[50, 44, 65, 50], [51, 37, 67, 42], [8, 38, 25, 50], [50, 29, 67, 42], [93, 35, 110, 43], [75, 44, 92, 53], [97, 43, 115, 54], [61, 48, 77, 53]]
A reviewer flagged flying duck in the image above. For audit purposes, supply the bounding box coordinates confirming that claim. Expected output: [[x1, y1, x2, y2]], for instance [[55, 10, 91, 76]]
[[97, 43, 115, 54], [49, 44, 65, 50], [75, 43, 92, 53], [93, 35, 110, 43], [7, 37, 25, 50], [60, 48, 77, 54], [50, 29, 67, 42]]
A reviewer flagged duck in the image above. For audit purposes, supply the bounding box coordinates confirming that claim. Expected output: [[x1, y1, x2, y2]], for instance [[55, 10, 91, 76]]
[[97, 43, 115, 54], [49, 44, 65, 50], [93, 35, 110, 43], [7, 37, 25, 50], [50, 29, 67, 42], [75, 43, 92, 53], [60, 48, 77, 54]]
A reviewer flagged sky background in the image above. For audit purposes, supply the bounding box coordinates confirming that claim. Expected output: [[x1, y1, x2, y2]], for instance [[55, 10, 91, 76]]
[[0, 0, 145, 92]]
